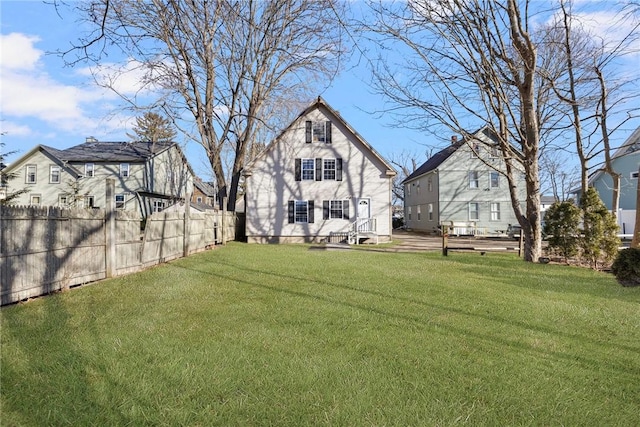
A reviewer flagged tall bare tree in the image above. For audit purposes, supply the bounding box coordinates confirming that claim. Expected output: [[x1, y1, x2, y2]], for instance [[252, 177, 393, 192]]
[[364, 0, 545, 261], [65, 0, 347, 210]]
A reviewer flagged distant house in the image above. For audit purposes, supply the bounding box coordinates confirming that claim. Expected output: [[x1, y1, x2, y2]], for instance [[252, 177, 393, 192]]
[[588, 126, 640, 236], [403, 127, 526, 235], [3, 138, 194, 217], [243, 97, 396, 244], [191, 178, 217, 209]]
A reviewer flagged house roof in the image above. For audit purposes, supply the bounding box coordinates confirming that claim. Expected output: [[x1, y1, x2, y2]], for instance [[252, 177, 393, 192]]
[[57, 140, 175, 162], [4, 140, 193, 177], [403, 127, 507, 184], [403, 140, 465, 183], [244, 96, 396, 177], [193, 178, 216, 197], [587, 126, 640, 186]]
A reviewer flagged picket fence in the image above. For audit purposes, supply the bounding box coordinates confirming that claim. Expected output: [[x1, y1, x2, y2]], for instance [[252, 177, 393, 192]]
[[0, 203, 237, 305]]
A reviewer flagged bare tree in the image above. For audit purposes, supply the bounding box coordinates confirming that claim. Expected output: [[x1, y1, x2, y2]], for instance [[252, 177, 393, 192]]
[[64, 0, 347, 210], [364, 0, 545, 261]]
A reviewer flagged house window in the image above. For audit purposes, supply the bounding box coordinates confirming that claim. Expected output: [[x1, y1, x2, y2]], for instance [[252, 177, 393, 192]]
[[323, 159, 336, 180], [196, 196, 203, 203], [490, 171, 500, 188], [305, 120, 332, 143], [490, 203, 501, 221], [417, 205, 421, 220], [30, 194, 41, 205], [406, 183, 411, 196], [631, 171, 639, 179], [323, 200, 349, 220], [153, 200, 166, 213], [428, 177, 433, 192], [59, 194, 68, 206], [408, 206, 412, 220], [116, 194, 125, 209], [301, 158, 315, 180], [120, 163, 130, 177], [428, 203, 433, 221], [490, 146, 500, 158], [469, 171, 479, 188], [85, 195, 95, 208], [417, 180, 421, 194], [469, 202, 479, 220], [85, 163, 94, 177], [26, 165, 37, 184], [50, 165, 61, 184], [288, 200, 314, 224]]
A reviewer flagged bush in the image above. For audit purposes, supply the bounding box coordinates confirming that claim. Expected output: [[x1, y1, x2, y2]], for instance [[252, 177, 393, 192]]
[[580, 187, 620, 268], [543, 200, 581, 262], [611, 248, 640, 287]]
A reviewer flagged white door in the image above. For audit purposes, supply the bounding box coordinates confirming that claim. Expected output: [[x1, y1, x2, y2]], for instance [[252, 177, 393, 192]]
[[357, 198, 371, 231]]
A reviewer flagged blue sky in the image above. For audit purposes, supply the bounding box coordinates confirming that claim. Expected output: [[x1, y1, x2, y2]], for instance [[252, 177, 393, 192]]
[[1, 0, 639, 181]]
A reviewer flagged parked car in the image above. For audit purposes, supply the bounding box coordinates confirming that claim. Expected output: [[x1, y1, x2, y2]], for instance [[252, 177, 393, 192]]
[[507, 224, 521, 239]]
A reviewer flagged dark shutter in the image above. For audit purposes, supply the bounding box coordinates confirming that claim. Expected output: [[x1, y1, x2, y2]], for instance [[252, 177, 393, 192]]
[[308, 200, 314, 223], [323, 200, 329, 219], [305, 121, 312, 143], [315, 158, 322, 181], [288, 201, 295, 223], [295, 158, 301, 181], [343, 200, 350, 220], [336, 158, 343, 181], [326, 121, 332, 144]]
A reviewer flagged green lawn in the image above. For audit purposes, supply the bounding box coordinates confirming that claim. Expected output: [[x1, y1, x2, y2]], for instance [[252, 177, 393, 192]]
[[2, 243, 639, 426]]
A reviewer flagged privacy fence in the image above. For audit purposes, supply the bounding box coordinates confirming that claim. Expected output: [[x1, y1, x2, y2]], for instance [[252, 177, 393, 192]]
[[1, 195, 238, 305]]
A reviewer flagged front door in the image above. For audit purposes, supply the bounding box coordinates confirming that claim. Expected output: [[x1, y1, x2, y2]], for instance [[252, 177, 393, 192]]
[[357, 198, 371, 231]]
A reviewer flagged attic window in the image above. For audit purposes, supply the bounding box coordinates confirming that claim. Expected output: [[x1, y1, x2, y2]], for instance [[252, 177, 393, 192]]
[[120, 163, 130, 177], [632, 171, 639, 179], [305, 121, 332, 143]]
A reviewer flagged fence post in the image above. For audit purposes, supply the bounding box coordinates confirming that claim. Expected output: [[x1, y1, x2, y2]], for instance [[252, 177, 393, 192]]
[[442, 228, 449, 256], [221, 196, 228, 245], [105, 178, 116, 278], [183, 193, 191, 257]]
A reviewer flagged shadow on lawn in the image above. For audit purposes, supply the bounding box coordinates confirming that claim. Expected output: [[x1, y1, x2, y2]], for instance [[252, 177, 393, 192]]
[[172, 259, 640, 378]]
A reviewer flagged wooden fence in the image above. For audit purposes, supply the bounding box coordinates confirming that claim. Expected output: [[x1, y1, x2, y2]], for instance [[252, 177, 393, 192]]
[[1, 202, 237, 305]]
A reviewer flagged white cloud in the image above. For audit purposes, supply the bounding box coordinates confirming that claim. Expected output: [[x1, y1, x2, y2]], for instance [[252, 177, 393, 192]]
[[0, 33, 42, 70]]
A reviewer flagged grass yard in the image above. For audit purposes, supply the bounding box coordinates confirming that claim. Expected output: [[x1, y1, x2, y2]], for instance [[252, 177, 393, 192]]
[[1, 243, 639, 426]]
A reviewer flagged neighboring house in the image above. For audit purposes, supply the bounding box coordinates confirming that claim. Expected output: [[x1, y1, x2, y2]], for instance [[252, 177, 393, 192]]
[[403, 127, 526, 235], [243, 97, 396, 244], [191, 178, 217, 208], [588, 126, 640, 236], [3, 138, 194, 217]]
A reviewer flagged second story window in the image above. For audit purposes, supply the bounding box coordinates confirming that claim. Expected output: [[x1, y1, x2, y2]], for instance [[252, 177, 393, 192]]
[[490, 171, 500, 188], [26, 165, 37, 184], [50, 165, 61, 184], [469, 171, 479, 189], [323, 159, 336, 180], [301, 159, 315, 180], [115, 194, 125, 209], [428, 177, 433, 192], [85, 163, 94, 177], [120, 163, 130, 177]]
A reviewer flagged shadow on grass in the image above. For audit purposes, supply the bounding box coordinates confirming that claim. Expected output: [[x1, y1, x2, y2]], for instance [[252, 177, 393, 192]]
[[172, 257, 640, 378]]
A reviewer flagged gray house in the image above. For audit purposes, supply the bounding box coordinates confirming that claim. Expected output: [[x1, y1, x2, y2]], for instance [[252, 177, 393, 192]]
[[588, 126, 639, 236], [403, 128, 526, 235], [2, 138, 194, 217]]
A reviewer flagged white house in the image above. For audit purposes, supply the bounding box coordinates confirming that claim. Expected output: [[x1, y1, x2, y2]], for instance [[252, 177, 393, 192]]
[[243, 97, 396, 244]]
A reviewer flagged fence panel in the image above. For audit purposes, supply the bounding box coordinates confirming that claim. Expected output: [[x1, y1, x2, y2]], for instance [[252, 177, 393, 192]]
[[1, 204, 238, 305]]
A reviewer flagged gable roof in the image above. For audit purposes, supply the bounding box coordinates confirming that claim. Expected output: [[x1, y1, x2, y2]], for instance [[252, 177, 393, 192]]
[[244, 96, 396, 177], [612, 126, 640, 159], [193, 178, 216, 196], [4, 140, 192, 176], [403, 140, 465, 183]]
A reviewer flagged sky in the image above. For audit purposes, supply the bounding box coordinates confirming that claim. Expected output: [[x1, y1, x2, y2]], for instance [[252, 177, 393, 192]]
[[1, 0, 639, 181]]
